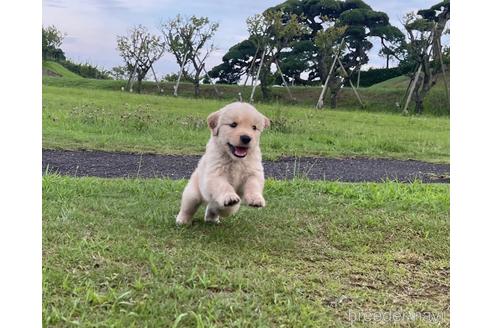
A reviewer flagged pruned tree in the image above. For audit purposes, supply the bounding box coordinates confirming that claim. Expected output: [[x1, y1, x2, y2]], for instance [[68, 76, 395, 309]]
[[331, 3, 405, 108], [161, 15, 219, 96], [377, 26, 407, 68], [314, 26, 347, 108], [245, 13, 271, 100], [208, 39, 257, 84], [402, 0, 450, 114], [248, 10, 307, 100], [116, 25, 165, 93], [209, 11, 306, 101]]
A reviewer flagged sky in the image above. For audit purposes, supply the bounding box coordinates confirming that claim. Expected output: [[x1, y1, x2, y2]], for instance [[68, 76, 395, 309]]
[[43, 0, 438, 77]]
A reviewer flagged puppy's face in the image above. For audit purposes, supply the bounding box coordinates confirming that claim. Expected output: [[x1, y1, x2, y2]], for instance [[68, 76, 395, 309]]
[[207, 103, 270, 159]]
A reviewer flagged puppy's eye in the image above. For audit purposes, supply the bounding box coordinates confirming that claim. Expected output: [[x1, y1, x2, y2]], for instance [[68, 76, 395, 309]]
[[252, 125, 257, 131], [230, 122, 237, 128]]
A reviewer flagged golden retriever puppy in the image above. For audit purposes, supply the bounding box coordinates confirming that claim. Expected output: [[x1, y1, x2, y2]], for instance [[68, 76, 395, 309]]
[[176, 102, 270, 225]]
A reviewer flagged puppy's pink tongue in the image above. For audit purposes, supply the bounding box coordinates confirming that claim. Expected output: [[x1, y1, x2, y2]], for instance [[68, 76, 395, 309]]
[[234, 146, 248, 157]]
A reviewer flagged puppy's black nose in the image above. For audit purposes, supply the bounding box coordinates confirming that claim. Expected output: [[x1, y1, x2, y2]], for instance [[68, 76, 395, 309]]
[[240, 135, 251, 144]]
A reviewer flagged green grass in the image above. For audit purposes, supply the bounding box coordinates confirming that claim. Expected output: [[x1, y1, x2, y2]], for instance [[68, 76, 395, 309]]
[[43, 175, 449, 327], [370, 75, 411, 89], [43, 85, 449, 162], [370, 73, 449, 91], [43, 74, 449, 116], [43, 61, 83, 79]]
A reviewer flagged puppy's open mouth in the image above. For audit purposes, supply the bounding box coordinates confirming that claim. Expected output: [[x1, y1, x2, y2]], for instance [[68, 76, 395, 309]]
[[227, 143, 248, 158]]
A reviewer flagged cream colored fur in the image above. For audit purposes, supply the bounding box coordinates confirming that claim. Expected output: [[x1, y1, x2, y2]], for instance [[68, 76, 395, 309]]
[[176, 102, 270, 225]]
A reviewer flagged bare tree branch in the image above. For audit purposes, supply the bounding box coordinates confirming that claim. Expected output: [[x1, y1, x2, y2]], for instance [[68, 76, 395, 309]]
[[116, 25, 165, 93]]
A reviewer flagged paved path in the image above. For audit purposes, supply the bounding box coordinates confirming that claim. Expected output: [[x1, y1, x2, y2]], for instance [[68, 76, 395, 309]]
[[42, 149, 450, 183]]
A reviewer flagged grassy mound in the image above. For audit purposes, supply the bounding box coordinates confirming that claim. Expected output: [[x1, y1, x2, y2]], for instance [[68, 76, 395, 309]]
[[370, 75, 411, 89], [43, 61, 83, 79], [370, 72, 449, 91]]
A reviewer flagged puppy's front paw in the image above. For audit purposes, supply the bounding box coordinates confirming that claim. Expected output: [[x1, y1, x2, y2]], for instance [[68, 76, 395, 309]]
[[244, 193, 266, 208], [176, 214, 192, 226], [220, 193, 241, 207]]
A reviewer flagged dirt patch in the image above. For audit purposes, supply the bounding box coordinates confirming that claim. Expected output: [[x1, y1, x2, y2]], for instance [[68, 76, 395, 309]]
[[42, 68, 62, 77], [42, 149, 450, 183]]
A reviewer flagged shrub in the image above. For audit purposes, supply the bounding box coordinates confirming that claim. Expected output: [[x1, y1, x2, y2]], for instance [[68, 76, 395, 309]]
[[349, 65, 414, 87], [60, 59, 111, 79]]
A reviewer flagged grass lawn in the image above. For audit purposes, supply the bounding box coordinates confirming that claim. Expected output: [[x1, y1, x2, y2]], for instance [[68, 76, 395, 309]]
[[44, 75, 449, 116], [43, 175, 449, 327], [43, 86, 449, 162]]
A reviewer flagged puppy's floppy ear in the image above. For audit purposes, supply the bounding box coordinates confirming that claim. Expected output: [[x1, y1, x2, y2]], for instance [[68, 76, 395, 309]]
[[207, 110, 221, 136], [263, 115, 271, 130]]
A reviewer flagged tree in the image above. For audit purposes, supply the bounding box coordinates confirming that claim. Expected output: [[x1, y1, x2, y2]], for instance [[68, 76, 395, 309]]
[[61, 61, 111, 79], [210, 0, 404, 108], [161, 15, 219, 96], [162, 72, 193, 83], [116, 25, 165, 93], [110, 66, 129, 80], [42, 25, 66, 60], [314, 26, 347, 108], [210, 11, 306, 99], [402, 0, 450, 114], [287, 0, 405, 107], [254, 10, 308, 99], [214, 11, 306, 100], [208, 39, 257, 84], [323, 2, 405, 107]]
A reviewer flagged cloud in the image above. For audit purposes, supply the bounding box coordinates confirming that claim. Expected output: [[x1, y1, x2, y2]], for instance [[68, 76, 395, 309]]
[[43, 0, 443, 74], [43, 0, 280, 74], [44, 0, 67, 9]]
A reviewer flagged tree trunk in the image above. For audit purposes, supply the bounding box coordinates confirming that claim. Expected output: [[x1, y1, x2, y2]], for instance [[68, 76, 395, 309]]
[[194, 81, 200, 96], [415, 98, 424, 114], [259, 56, 273, 100], [318, 52, 328, 82], [357, 68, 361, 88], [412, 58, 436, 114], [136, 77, 143, 94], [316, 57, 338, 109], [330, 91, 337, 109], [250, 49, 267, 102], [412, 75, 425, 114], [403, 64, 422, 114], [193, 61, 202, 97], [327, 73, 343, 110], [386, 54, 390, 69], [259, 72, 271, 99]]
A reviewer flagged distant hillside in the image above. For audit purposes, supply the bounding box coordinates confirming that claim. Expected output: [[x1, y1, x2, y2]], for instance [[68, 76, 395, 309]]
[[42, 61, 83, 79], [370, 72, 449, 90]]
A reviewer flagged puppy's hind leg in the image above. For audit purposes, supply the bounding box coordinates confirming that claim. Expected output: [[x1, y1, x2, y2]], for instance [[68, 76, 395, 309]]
[[219, 203, 240, 217], [204, 203, 220, 223], [176, 173, 202, 225]]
